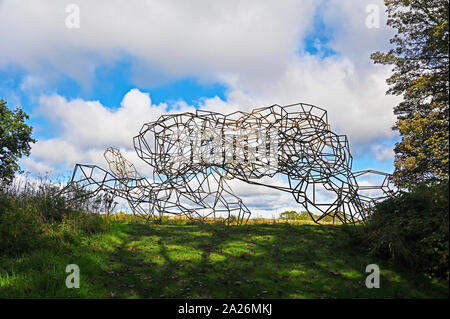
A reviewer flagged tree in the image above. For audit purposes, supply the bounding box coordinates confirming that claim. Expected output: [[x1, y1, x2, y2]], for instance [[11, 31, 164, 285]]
[[371, 0, 449, 188], [279, 210, 299, 220], [279, 211, 309, 220], [0, 99, 36, 184]]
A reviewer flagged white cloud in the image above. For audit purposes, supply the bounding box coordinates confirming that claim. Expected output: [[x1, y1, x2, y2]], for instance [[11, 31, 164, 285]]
[[321, 0, 395, 70], [30, 139, 81, 163], [37, 89, 192, 149], [20, 75, 47, 92], [199, 54, 401, 149], [0, 0, 317, 86], [372, 144, 395, 161], [0, 0, 395, 91], [29, 89, 196, 175], [21, 157, 55, 175]]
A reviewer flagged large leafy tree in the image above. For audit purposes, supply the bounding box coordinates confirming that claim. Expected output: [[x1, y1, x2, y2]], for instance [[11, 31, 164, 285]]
[[0, 99, 36, 184], [371, 0, 449, 188]]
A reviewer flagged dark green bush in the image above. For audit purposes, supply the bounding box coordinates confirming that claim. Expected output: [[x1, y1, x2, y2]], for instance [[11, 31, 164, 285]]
[[355, 180, 449, 279]]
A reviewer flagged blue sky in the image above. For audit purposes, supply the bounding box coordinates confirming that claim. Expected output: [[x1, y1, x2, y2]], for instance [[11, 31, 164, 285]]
[[2, 1, 342, 146], [0, 62, 229, 140], [0, 0, 400, 212]]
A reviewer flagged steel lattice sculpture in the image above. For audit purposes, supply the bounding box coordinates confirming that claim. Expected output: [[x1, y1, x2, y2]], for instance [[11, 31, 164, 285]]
[[60, 103, 394, 225]]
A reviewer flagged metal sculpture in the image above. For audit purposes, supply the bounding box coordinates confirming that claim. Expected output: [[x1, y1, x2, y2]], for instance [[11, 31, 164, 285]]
[[59, 103, 394, 225]]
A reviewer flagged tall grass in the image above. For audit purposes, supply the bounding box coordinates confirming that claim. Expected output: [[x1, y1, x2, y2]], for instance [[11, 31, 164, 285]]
[[0, 175, 108, 256]]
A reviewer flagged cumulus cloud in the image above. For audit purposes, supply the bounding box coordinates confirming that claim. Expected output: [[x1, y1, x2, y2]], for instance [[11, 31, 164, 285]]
[[372, 144, 395, 161], [0, 0, 395, 89], [0, 0, 317, 86], [321, 0, 395, 70], [21, 157, 55, 175], [28, 89, 196, 175], [199, 55, 400, 149], [20, 75, 47, 93]]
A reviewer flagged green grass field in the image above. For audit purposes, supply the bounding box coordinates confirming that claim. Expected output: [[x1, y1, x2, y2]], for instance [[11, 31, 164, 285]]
[[0, 215, 448, 299]]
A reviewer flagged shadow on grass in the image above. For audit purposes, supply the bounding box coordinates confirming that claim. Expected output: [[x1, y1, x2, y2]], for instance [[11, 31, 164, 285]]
[[91, 222, 448, 299], [0, 220, 447, 298]]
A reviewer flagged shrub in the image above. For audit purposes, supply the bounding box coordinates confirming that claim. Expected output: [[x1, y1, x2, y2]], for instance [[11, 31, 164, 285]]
[[0, 195, 43, 254], [0, 177, 108, 256], [355, 180, 449, 279], [279, 211, 310, 221]]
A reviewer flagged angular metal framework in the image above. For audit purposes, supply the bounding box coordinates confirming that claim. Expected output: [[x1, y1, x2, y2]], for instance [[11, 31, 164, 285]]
[[60, 103, 394, 225]]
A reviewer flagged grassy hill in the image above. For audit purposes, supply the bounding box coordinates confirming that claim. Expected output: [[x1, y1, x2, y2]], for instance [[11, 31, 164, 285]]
[[0, 213, 448, 298]]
